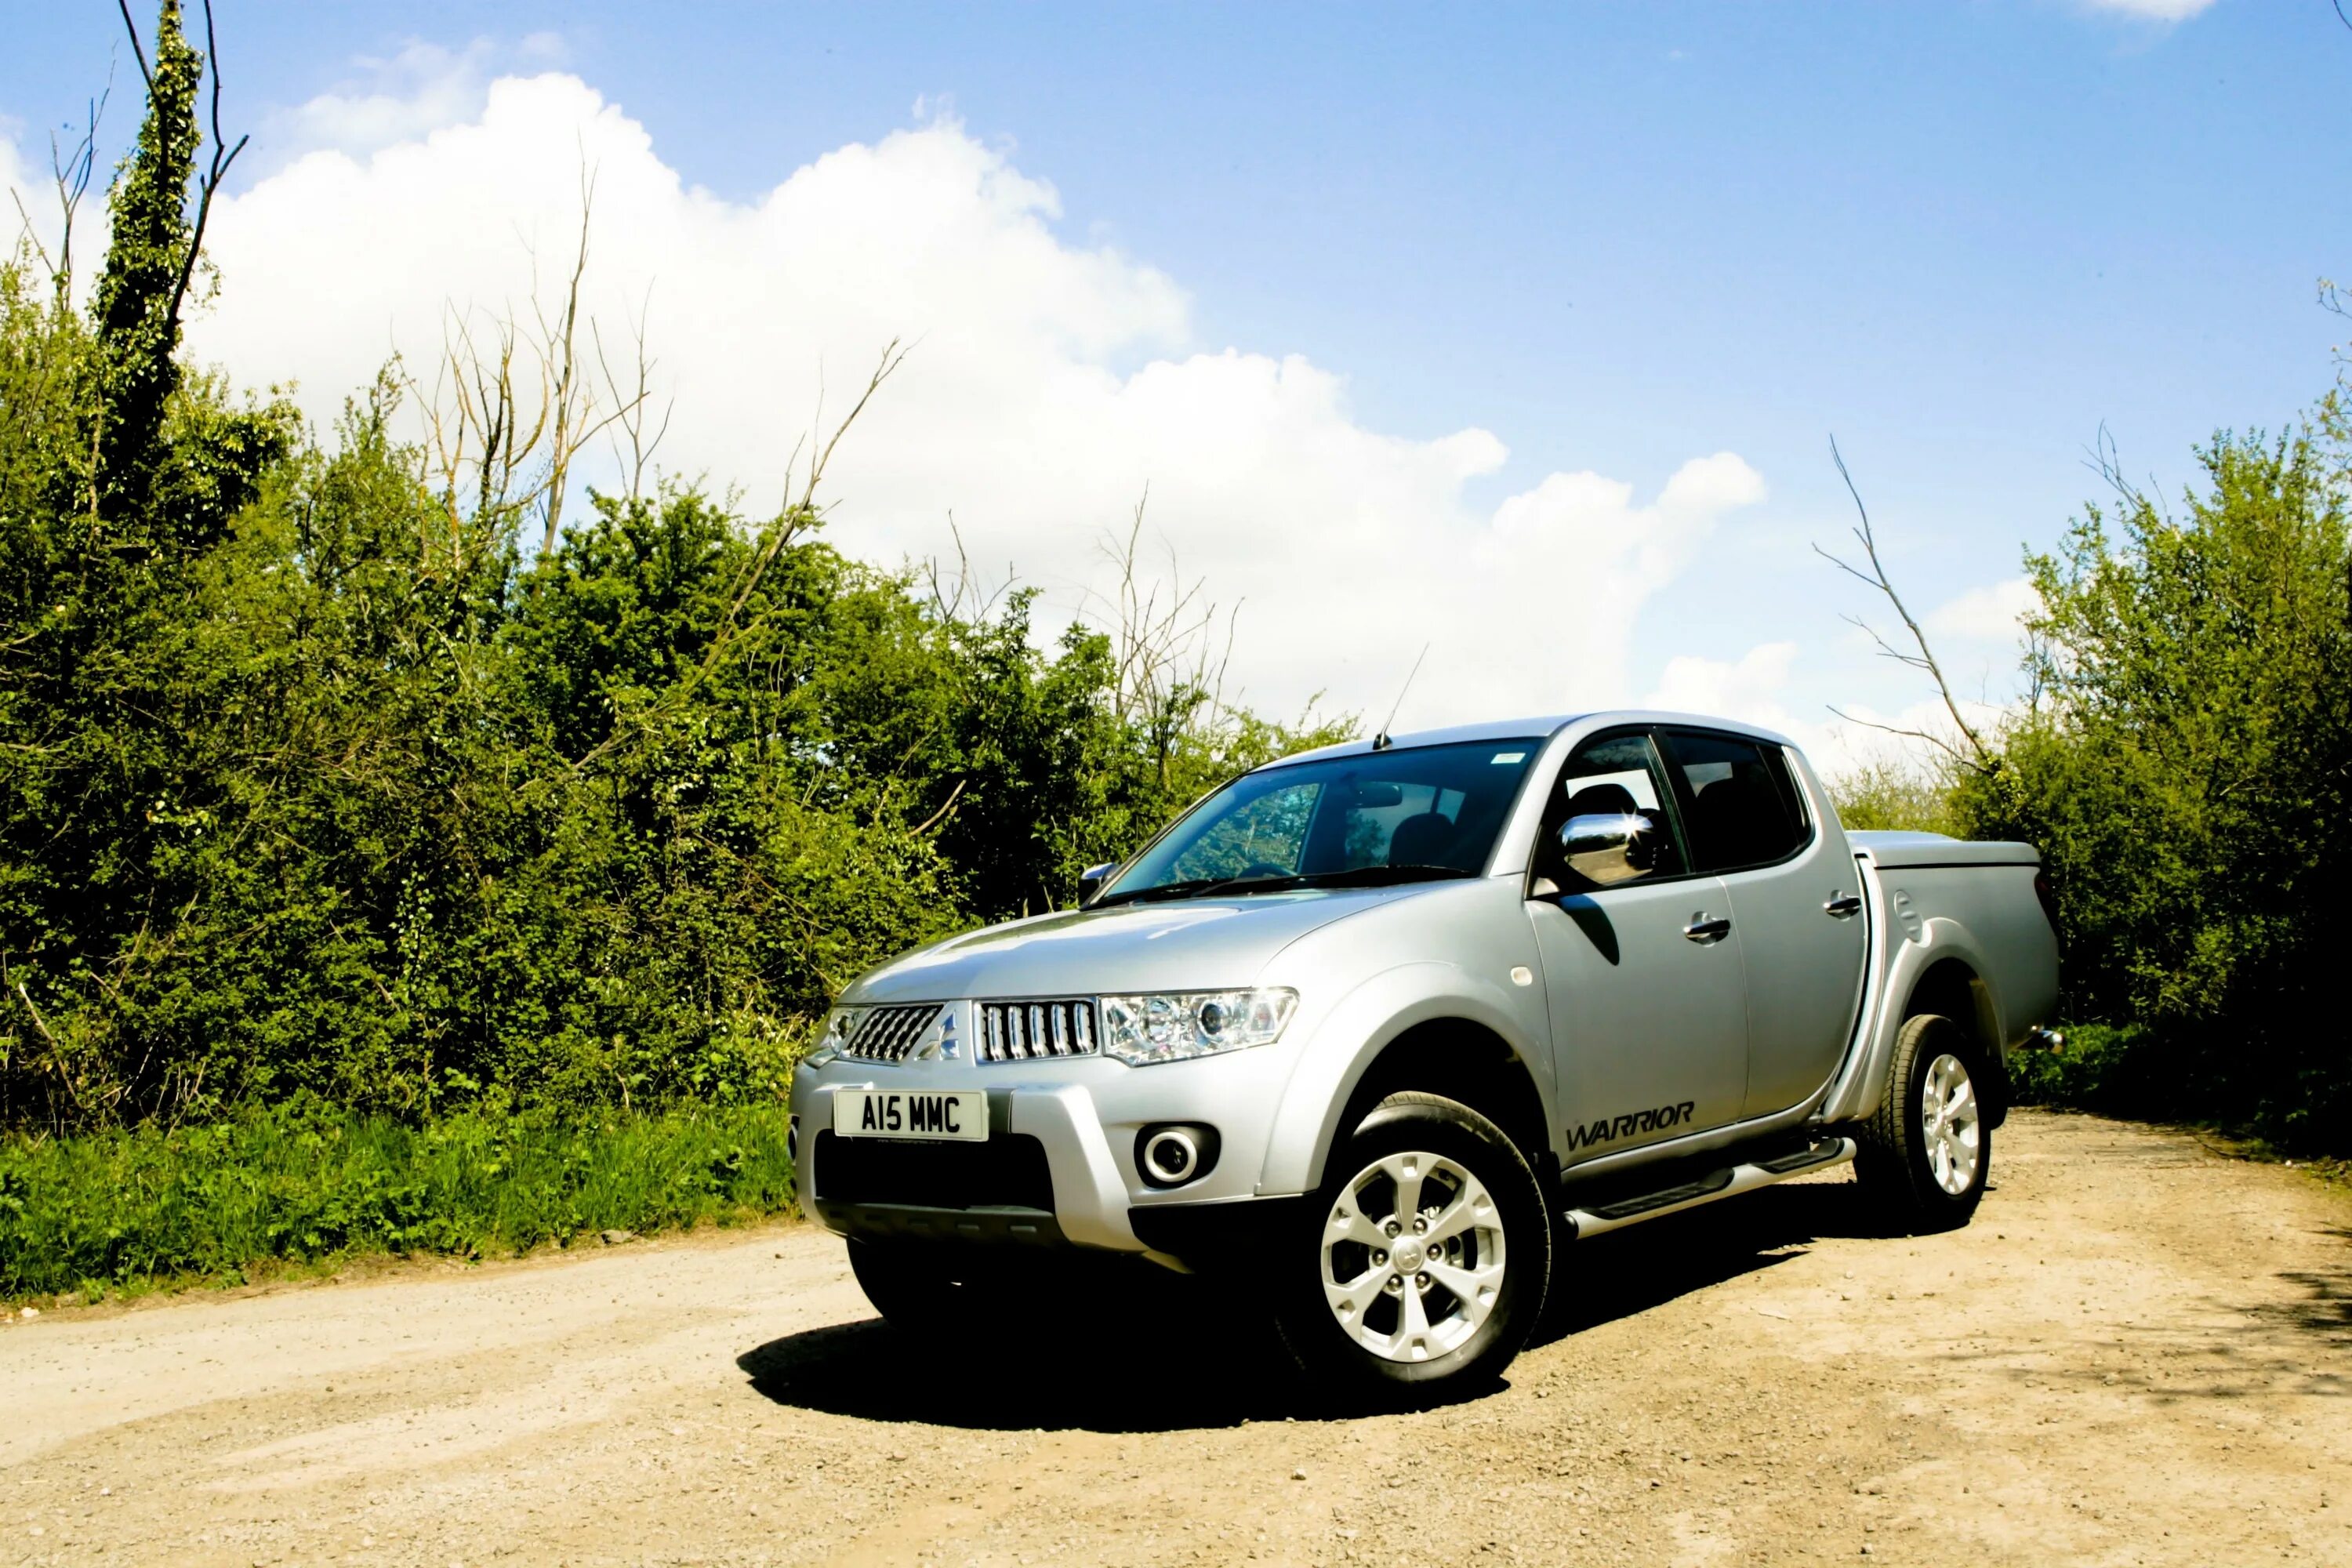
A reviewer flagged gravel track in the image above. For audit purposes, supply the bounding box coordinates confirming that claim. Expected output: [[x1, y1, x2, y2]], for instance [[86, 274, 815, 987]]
[[7, 1108, 2351, 1566]]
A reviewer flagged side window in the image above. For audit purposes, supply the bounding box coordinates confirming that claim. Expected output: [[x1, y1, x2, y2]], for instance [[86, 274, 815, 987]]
[[1536, 732, 1686, 890], [1661, 731, 1809, 873]]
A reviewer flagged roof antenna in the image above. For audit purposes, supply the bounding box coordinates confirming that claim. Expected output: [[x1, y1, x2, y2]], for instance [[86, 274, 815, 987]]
[[1370, 643, 1429, 751]]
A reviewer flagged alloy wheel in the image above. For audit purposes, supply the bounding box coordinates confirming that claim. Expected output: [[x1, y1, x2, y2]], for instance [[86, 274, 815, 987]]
[[1920, 1051, 1981, 1196], [1319, 1149, 1507, 1363]]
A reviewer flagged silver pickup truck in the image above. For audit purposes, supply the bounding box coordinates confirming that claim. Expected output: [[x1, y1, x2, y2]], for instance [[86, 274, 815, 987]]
[[789, 712, 2059, 1399]]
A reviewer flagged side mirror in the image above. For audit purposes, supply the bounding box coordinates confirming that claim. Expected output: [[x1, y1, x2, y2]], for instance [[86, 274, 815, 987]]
[[1078, 862, 1119, 905], [1558, 812, 1658, 884]]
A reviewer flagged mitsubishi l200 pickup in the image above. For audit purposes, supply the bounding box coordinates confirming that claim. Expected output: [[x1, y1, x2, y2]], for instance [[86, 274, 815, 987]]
[[789, 712, 2060, 1399]]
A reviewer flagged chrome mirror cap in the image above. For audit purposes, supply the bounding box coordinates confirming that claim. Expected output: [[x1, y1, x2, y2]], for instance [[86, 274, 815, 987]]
[[1559, 812, 1653, 856]]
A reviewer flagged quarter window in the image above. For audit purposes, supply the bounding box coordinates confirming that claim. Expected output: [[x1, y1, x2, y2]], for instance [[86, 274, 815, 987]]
[[1661, 731, 1809, 873]]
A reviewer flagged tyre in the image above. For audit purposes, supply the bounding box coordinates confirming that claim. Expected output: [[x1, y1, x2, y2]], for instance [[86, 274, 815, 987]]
[[847, 1240, 1015, 1336], [1853, 1014, 1991, 1232], [1274, 1092, 1550, 1403]]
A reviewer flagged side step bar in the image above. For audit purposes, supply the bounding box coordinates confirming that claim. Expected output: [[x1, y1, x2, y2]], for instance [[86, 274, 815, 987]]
[[1560, 1137, 1856, 1240]]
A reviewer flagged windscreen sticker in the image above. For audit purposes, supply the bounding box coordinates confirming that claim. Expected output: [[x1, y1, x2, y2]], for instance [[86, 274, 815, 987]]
[[1563, 1100, 1696, 1152], [1491, 751, 1526, 764]]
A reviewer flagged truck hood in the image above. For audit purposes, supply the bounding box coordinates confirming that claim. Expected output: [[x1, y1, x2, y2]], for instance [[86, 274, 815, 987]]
[[844, 887, 1417, 1002]]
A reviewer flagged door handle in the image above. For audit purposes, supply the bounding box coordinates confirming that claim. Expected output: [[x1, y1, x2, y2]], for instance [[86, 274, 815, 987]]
[[1682, 915, 1732, 944], [1824, 893, 1863, 919]]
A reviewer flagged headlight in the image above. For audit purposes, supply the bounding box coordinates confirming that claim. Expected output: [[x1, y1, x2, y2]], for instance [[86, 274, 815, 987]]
[[1099, 988, 1298, 1065]]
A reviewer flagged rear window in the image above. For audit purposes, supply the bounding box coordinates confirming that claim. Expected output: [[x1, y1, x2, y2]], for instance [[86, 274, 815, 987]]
[[1661, 731, 1809, 873]]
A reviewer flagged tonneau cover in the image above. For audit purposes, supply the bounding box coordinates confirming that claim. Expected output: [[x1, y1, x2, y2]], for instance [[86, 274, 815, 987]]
[[1849, 830, 2040, 869]]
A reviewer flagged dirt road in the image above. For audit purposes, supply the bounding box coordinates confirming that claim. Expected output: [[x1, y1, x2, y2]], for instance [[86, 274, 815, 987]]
[[7, 1109, 2351, 1566]]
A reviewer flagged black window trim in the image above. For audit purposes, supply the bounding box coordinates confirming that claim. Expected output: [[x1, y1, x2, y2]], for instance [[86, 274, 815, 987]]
[[1655, 725, 1817, 879]]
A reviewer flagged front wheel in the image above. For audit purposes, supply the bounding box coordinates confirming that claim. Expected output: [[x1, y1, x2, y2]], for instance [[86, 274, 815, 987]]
[[1274, 1092, 1549, 1403], [1853, 1014, 1991, 1232]]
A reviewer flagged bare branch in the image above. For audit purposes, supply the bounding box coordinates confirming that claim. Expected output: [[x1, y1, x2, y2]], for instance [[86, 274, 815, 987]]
[[909, 778, 967, 837], [166, 0, 252, 342], [567, 338, 909, 775], [113, 0, 154, 92], [8, 191, 54, 278], [535, 161, 598, 553], [1836, 610, 1933, 672], [1079, 490, 1247, 786], [52, 83, 108, 302], [1814, 437, 1995, 772], [792, 338, 913, 518], [592, 284, 670, 503], [1826, 705, 1974, 770], [9, 81, 108, 306]]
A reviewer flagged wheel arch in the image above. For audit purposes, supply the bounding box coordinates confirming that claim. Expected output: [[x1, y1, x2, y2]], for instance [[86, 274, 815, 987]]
[[1325, 1018, 1552, 1191], [1904, 956, 1995, 1058], [1255, 965, 1559, 1200], [1902, 956, 2009, 1126]]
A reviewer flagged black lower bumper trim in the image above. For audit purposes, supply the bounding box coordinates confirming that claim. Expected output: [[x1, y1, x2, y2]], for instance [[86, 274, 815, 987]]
[[817, 1201, 1069, 1248], [1128, 1196, 1312, 1270]]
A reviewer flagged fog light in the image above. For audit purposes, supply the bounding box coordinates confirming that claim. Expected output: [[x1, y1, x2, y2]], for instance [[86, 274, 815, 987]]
[[787, 1116, 800, 1165], [1137, 1123, 1220, 1188]]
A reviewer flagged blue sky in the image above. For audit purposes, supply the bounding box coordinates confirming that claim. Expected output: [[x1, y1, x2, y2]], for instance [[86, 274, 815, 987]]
[[5, 2, 2347, 761]]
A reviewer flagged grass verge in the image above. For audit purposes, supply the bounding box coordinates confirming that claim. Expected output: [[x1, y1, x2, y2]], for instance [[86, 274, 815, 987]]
[[0, 1100, 796, 1305]]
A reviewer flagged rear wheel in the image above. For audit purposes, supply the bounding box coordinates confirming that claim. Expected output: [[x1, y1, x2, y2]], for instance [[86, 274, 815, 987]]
[[1854, 1014, 1990, 1231], [1274, 1092, 1549, 1403]]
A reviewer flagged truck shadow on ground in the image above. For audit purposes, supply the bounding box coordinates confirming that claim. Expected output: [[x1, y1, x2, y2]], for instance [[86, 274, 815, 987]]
[[735, 1178, 1886, 1432], [1531, 1178, 1882, 1346]]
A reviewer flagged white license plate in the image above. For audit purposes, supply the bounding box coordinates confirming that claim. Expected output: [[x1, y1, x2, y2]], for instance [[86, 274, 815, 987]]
[[832, 1089, 989, 1142]]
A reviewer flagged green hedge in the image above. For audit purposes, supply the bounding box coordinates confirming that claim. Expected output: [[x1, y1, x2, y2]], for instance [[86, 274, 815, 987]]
[[0, 1100, 796, 1301]]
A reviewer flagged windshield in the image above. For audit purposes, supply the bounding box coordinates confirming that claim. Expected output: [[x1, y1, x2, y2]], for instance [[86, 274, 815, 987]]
[[1095, 739, 1544, 905]]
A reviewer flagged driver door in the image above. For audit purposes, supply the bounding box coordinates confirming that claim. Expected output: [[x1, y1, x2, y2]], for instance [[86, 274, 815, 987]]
[[1523, 730, 1751, 1167]]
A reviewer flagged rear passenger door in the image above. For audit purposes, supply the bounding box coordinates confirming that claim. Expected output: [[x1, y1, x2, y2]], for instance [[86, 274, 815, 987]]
[[1657, 729, 1866, 1120]]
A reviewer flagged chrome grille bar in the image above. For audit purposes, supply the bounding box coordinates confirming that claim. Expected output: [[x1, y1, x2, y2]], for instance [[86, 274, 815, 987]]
[[976, 999, 1098, 1062], [843, 1004, 942, 1062]]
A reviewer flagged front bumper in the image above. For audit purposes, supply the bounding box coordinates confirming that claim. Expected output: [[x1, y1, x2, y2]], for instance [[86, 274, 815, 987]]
[[789, 1040, 1298, 1257]]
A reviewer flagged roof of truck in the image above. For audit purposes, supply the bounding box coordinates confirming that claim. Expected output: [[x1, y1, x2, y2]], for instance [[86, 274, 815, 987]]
[[1261, 710, 1798, 772]]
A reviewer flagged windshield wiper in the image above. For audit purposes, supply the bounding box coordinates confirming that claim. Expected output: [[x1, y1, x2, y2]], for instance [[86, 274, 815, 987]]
[[1094, 863, 1475, 908], [1192, 863, 1475, 898], [1088, 877, 1234, 909]]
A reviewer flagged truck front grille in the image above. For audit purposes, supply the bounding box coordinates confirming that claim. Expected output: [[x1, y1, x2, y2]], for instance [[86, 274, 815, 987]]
[[844, 1004, 942, 1062], [977, 999, 1098, 1062]]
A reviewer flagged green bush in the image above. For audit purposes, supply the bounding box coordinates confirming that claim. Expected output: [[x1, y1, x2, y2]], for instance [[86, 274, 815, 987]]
[[1956, 426, 2351, 1149], [0, 1099, 797, 1301], [1828, 757, 1962, 837], [2006, 1023, 2160, 1115]]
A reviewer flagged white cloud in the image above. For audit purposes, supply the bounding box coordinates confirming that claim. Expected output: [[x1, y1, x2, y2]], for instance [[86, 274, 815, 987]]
[[1644, 641, 1799, 734], [252, 35, 566, 172], [16, 62, 1770, 728], [1924, 577, 2039, 642], [2, 132, 39, 245], [2078, 0, 2217, 20]]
